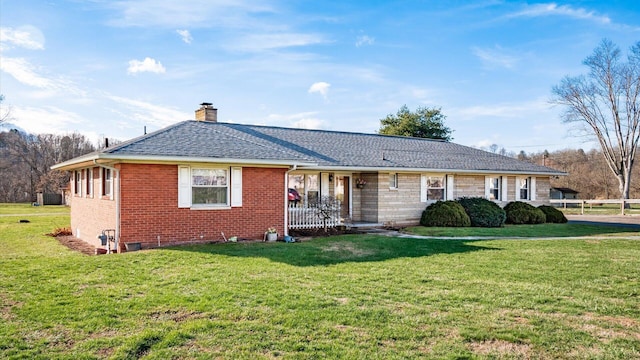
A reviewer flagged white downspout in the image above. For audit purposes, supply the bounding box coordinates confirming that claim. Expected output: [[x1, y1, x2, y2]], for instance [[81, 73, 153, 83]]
[[284, 165, 297, 236], [95, 161, 120, 253]]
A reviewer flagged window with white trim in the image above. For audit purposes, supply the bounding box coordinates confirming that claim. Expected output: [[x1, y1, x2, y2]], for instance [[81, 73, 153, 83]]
[[425, 175, 445, 201], [74, 170, 81, 195], [519, 177, 529, 200], [102, 168, 112, 197], [488, 177, 501, 201], [191, 168, 228, 205], [389, 173, 398, 189], [178, 166, 241, 208], [86, 168, 93, 197]]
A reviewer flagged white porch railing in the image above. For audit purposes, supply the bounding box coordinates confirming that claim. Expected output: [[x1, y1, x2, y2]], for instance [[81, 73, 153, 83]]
[[288, 200, 342, 229]]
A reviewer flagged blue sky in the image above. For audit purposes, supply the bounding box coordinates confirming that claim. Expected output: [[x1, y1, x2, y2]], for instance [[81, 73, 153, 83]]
[[1, 1, 639, 153]]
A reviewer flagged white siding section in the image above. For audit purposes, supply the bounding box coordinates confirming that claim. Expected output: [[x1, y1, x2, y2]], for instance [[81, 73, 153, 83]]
[[446, 175, 454, 200], [231, 167, 243, 207], [178, 166, 191, 208], [420, 174, 427, 202], [501, 176, 508, 201], [530, 177, 536, 201], [484, 176, 491, 199], [321, 172, 330, 197]]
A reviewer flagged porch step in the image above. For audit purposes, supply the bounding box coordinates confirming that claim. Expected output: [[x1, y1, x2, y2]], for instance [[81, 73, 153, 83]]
[[349, 222, 384, 230]]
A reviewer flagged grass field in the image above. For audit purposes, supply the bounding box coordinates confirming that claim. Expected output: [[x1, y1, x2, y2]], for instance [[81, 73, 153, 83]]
[[1, 204, 639, 359]]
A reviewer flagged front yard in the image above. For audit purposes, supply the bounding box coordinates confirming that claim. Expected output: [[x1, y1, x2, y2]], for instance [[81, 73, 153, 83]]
[[0, 204, 639, 358]]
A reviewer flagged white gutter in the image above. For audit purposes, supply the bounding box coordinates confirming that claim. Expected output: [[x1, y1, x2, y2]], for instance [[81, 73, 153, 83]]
[[295, 165, 566, 177], [52, 153, 316, 171], [284, 164, 297, 237], [94, 160, 120, 254]]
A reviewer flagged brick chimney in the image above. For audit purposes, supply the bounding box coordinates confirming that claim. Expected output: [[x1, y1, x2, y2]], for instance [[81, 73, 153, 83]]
[[195, 102, 217, 122]]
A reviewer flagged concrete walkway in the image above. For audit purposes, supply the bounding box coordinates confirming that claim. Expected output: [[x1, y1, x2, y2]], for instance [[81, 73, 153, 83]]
[[566, 214, 640, 229]]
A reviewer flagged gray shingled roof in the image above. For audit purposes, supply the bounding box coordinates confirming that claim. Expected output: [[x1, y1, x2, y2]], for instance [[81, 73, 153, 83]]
[[100, 120, 563, 175]]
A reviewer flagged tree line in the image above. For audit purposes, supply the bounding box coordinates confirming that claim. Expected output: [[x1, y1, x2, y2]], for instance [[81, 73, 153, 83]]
[[0, 130, 96, 202], [1, 124, 636, 203]]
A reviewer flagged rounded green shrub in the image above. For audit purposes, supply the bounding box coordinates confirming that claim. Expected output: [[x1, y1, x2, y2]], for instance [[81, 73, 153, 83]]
[[538, 205, 568, 223], [504, 201, 546, 224], [456, 197, 506, 228], [420, 200, 471, 227]]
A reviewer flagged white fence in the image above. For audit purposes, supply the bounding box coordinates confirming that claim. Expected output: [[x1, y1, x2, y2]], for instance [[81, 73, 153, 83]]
[[550, 199, 640, 215], [288, 200, 342, 229]]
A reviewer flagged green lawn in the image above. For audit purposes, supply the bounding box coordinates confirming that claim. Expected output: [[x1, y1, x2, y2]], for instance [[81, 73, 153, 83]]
[[404, 223, 639, 238], [1, 205, 639, 359]]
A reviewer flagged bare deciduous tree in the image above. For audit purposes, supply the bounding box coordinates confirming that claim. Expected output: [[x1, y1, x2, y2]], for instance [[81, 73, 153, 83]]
[[552, 39, 640, 199], [0, 95, 11, 125]]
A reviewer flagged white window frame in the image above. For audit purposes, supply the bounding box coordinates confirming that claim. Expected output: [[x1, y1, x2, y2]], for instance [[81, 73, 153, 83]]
[[86, 168, 93, 198], [486, 176, 502, 201], [102, 168, 112, 198], [421, 174, 447, 202], [74, 170, 82, 196], [190, 167, 230, 207], [516, 177, 535, 201], [178, 165, 242, 209], [389, 173, 398, 189]]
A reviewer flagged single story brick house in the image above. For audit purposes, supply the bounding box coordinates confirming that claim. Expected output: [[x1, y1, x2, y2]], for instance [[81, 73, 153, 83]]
[[52, 103, 565, 251]]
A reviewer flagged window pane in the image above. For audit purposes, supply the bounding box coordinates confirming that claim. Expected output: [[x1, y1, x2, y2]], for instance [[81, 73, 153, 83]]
[[427, 177, 444, 188], [306, 175, 318, 191], [389, 173, 397, 188], [104, 169, 112, 196], [192, 169, 226, 186], [427, 189, 444, 201], [192, 187, 227, 205], [490, 188, 499, 200], [520, 189, 528, 200]]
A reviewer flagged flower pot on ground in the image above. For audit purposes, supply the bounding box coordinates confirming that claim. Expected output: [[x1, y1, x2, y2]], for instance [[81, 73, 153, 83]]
[[265, 227, 278, 242], [266, 232, 278, 241]]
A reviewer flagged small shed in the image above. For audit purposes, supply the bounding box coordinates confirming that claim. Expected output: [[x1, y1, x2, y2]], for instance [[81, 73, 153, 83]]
[[550, 187, 579, 200]]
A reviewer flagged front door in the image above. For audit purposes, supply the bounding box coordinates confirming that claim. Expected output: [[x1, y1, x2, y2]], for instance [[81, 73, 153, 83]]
[[335, 176, 350, 219]]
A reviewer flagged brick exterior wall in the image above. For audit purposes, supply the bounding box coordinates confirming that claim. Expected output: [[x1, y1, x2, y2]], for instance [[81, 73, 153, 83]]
[[70, 167, 117, 248], [118, 164, 287, 249], [68, 164, 554, 251]]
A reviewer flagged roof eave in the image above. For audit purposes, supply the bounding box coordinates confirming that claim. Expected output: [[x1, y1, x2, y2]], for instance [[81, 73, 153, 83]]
[[51, 153, 317, 170], [296, 165, 567, 176]]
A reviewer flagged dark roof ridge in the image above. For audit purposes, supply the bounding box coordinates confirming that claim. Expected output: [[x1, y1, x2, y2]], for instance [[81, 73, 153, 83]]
[[207, 120, 449, 143]]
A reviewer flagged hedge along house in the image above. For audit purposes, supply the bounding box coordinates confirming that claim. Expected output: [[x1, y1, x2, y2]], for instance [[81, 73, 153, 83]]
[[52, 103, 565, 251]]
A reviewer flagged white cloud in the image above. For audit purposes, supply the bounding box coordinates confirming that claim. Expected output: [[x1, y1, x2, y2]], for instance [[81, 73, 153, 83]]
[[507, 3, 611, 25], [127, 57, 166, 74], [108, 95, 191, 128], [452, 99, 553, 120], [355, 35, 375, 47], [176, 29, 193, 44], [0, 25, 45, 50], [12, 106, 85, 134], [266, 111, 323, 129], [308, 82, 331, 98], [292, 118, 323, 129], [472, 46, 519, 69], [105, 0, 276, 29], [0, 57, 84, 96], [226, 33, 327, 52], [0, 57, 55, 88]]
